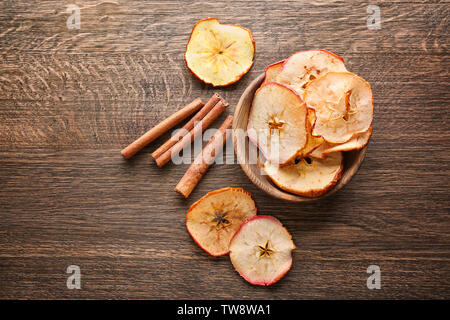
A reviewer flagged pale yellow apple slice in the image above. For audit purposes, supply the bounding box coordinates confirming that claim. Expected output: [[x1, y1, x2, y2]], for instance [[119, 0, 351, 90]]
[[185, 18, 255, 87], [263, 60, 285, 84], [247, 83, 308, 165], [304, 72, 373, 144], [186, 187, 257, 257], [264, 152, 343, 197], [229, 215, 295, 286], [276, 49, 347, 96]]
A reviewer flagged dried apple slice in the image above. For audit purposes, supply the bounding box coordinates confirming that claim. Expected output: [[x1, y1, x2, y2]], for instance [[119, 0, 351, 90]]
[[229, 215, 295, 286], [264, 152, 343, 197], [186, 187, 257, 257], [297, 109, 324, 157], [247, 83, 308, 165], [322, 126, 372, 155], [304, 72, 373, 144], [185, 18, 255, 87], [308, 142, 329, 160], [263, 60, 285, 84], [276, 49, 347, 96], [309, 127, 371, 159]]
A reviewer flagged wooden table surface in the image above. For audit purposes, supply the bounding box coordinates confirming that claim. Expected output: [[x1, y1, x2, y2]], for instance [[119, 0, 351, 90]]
[[0, 0, 449, 299]]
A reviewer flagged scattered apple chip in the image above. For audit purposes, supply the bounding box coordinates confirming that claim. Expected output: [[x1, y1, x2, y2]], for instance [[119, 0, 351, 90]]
[[264, 152, 343, 197], [276, 49, 347, 96], [263, 60, 285, 84], [186, 187, 257, 257], [247, 83, 308, 165], [185, 18, 255, 87], [229, 215, 295, 286], [304, 72, 373, 144]]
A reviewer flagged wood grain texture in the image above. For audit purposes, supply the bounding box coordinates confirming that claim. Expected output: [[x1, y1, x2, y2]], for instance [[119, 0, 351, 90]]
[[0, 0, 449, 299]]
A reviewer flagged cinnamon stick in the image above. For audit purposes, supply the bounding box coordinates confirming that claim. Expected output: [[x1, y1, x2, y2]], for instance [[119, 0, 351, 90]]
[[154, 100, 229, 167], [120, 97, 204, 159], [174, 115, 233, 198], [151, 93, 222, 160]]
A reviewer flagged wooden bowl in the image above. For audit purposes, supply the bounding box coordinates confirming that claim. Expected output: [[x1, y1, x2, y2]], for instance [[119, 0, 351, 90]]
[[232, 73, 368, 202]]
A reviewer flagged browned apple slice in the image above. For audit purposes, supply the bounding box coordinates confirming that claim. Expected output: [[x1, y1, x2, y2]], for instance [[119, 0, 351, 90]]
[[304, 72, 374, 144], [263, 60, 285, 84], [264, 152, 343, 197], [276, 49, 347, 96], [247, 83, 308, 165], [185, 18, 255, 87], [229, 215, 295, 286], [186, 187, 257, 257]]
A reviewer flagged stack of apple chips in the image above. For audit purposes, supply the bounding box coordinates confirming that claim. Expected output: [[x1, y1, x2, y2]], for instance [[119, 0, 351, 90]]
[[247, 50, 374, 197]]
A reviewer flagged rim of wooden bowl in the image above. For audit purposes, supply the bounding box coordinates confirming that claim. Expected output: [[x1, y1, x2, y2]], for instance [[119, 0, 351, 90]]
[[232, 73, 368, 202]]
